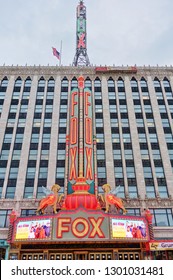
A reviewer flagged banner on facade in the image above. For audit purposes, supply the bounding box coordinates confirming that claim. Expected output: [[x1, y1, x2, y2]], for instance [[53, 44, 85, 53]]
[[149, 242, 173, 251]]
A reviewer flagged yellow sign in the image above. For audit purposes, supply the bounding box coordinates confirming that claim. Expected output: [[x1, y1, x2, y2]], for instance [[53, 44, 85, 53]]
[[16, 224, 30, 239], [150, 242, 173, 251]]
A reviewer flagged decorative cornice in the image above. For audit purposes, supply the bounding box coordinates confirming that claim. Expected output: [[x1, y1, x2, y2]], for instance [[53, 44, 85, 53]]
[[0, 65, 173, 81], [0, 197, 173, 210]]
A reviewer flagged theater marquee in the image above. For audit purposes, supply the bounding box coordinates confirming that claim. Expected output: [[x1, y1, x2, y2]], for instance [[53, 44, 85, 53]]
[[12, 209, 149, 243]]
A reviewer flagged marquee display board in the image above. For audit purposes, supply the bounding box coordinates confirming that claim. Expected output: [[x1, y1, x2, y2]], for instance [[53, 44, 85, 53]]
[[14, 218, 52, 242], [111, 217, 148, 241], [12, 210, 149, 243]]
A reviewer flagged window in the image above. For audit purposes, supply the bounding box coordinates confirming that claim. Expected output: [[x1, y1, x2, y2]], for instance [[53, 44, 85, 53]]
[[131, 78, 138, 92], [153, 78, 161, 88], [0, 168, 6, 179], [0, 210, 11, 228], [0, 150, 10, 160], [15, 134, 24, 143], [21, 209, 36, 216], [26, 168, 36, 179], [126, 208, 140, 216], [47, 78, 55, 92], [85, 77, 92, 90], [0, 77, 8, 92], [71, 77, 78, 90], [122, 134, 131, 143], [158, 185, 168, 198], [39, 167, 48, 179], [37, 77, 45, 92], [155, 167, 164, 178], [126, 167, 135, 178], [42, 134, 51, 143], [23, 179, 34, 199], [143, 167, 152, 178], [124, 150, 133, 159], [117, 78, 125, 92], [56, 167, 65, 178], [3, 134, 13, 143], [5, 179, 17, 198], [44, 119, 52, 127], [138, 133, 147, 143], [97, 133, 104, 143], [112, 134, 120, 143], [94, 78, 101, 91], [114, 167, 123, 178], [149, 134, 158, 143], [146, 185, 156, 198], [150, 209, 173, 227], [132, 92, 140, 99], [113, 149, 121, 160], [37, 179, 48, 198], [61, 77, 69, 92], [97, 167, 106, 178], [57, 150, 66, 160], [116, 185, 125, 198], [109, 92, 116, 100], [31, 134, 39, 144], [9, 167, 19, 179], [128, 178, 138, 198], [97, 150, 105, 160], [13, 77, 22, 92], [11, 150, 21, 160]]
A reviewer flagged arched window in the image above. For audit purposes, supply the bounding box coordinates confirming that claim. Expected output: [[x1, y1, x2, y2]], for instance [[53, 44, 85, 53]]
[[153, 77, 161, 87], [48, 77, 55, 87], [47, 77, 55, 93], [14, 77, 22, 87], [85, 77, 92, 89], [38, 77, 45, 87], [117, 77, 124, 87], [71, 77, 78, 90], [0, 77, 8, 92], [140, 77, 149, 94], [24, 77, 32, 87]]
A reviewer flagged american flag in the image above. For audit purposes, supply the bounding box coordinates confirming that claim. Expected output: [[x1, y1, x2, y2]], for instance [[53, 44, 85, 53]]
[[52, 47, 60, 60]]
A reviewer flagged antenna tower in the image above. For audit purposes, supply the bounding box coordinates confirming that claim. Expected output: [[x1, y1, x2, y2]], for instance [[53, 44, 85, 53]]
[[73, 1, 90, 66]]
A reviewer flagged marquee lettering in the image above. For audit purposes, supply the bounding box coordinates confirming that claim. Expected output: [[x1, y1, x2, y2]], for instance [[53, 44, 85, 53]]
[[71, 91, 78, 117], [57, 217, 105, 239], [85, 91, 91, 116], [57, 218, 71, 238], [70, 117, 78, 145], [85, 117, 92, 145], [85, 147, 93, 180], [72, 218, 89, 238], [69, 147, 77, 180], [78, 33, 86, 48], [88, 217, 105, 238]]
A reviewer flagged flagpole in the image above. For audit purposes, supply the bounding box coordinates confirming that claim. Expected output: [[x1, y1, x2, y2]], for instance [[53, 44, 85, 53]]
[[59, 40, 62, 66]]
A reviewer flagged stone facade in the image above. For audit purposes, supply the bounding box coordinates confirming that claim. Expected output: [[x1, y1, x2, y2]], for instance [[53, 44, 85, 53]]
[[0, 65, 173, 241]]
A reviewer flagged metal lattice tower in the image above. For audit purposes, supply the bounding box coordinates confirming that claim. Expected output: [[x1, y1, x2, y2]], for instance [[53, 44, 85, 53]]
[[73, 1, 90, 67]]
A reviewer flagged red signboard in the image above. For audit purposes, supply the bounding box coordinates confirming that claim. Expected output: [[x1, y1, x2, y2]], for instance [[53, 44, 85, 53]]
[[95, 66, 137, 74]]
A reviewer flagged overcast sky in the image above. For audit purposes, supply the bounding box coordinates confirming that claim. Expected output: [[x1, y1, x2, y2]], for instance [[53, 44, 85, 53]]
[[0, 0, 173, 67]]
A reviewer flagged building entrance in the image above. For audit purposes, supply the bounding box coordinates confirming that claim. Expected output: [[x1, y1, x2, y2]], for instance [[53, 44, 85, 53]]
[[12, 249, 142, 260], [74, 251, 88, 260]]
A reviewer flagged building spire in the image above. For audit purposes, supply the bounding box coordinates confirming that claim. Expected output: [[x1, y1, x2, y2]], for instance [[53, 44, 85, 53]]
[[73, 0, 90, 66]]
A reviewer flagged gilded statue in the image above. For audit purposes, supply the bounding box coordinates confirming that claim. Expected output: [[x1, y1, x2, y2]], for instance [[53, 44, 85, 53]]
[[99, 184, 127, 214], [36, 184, 64, 215]]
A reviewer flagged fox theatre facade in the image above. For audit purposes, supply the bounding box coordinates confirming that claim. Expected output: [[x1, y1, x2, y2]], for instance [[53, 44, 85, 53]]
[[7, 76, 152, 260], [8, 209, 151, 260]]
